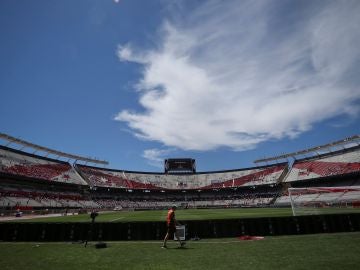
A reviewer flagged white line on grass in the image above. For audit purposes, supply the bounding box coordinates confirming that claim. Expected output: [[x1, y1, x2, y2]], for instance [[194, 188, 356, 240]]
[[110, 217, 125, 222]]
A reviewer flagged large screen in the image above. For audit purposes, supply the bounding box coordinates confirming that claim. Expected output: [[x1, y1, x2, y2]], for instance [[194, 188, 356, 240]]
[[164, 158, 196, 173]]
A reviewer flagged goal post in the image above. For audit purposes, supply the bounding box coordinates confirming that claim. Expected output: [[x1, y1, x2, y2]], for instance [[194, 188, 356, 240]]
[[288, 186, 360, 216]]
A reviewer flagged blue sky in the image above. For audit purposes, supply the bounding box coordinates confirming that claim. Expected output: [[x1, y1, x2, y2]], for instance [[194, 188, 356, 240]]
[[0, 0, 359, 172]]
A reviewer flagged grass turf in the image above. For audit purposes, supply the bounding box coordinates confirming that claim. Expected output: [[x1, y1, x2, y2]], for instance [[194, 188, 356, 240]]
[[0, 232, 359, 270], [9, 207, 360, 223], [7, 208, 294, 223]]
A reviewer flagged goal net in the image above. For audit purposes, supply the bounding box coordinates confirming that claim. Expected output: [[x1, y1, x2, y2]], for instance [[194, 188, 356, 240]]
[[288, 186, 360, 216]]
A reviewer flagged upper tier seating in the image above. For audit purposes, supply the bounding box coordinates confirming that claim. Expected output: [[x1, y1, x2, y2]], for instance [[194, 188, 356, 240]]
[[0, 146, 87, 185], [77, 163, 287, 190], [285, 147, 360, 182], [77, 166, 159, 189]]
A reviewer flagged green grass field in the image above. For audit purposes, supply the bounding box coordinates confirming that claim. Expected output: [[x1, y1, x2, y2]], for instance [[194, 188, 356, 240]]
[[8, 208, 294, 223], [1, 232, 359, 270], [8, 207, 360, 223]]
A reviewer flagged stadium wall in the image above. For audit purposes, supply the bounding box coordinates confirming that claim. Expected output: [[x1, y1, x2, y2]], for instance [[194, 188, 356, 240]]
[[1, 213, 359, 241]]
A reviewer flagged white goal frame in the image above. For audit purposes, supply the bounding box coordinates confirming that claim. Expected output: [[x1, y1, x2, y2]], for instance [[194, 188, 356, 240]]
[[288, 186, 360, 216]]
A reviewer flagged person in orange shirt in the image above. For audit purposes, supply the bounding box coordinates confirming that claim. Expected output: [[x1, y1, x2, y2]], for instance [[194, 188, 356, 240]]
[[162, 205, 185, 248]]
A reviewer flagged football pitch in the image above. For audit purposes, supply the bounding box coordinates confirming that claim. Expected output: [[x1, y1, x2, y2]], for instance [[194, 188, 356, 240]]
[[1, 232, 359, 270], [7, 208, 294, 223], [7, 207, 360, 223]]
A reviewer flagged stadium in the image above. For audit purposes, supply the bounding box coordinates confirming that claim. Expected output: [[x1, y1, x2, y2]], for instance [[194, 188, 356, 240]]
[[2, 1, 360, 269], [1, 133, 360, 269]]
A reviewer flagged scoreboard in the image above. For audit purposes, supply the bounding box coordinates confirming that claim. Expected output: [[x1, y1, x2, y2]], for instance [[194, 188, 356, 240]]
[[164, 158, 196, 173]]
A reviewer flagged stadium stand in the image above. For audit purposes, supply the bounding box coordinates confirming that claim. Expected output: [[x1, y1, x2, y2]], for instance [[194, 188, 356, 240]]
[[285, 146, 360, 182], [76, 165, 159, 189], [76, 163, 288, 190], [274, 186, 360, 209], [1, 135, 359, 215], [0, 146, 87, 185], [0, 188, 99, 210], [200, 163, 287, 189]]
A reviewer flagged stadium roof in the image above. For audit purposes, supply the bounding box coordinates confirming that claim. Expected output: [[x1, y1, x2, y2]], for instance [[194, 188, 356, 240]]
[[254, 135, 360, 164], [0, 133, 108, 165]]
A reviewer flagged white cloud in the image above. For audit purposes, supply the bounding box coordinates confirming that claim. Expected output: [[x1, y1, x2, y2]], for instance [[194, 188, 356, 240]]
[[142, 148, 174, 168], [117, 44, 147, 64], [115, 0, 360, 151]]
